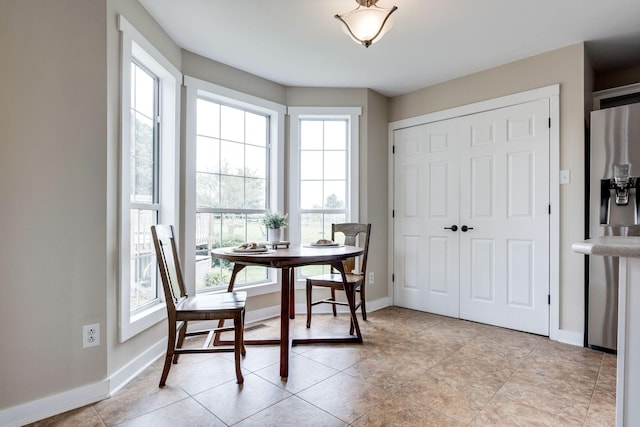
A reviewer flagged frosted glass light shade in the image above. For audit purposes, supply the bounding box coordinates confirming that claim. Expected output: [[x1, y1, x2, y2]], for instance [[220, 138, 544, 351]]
[[335, 1, 398, 48]]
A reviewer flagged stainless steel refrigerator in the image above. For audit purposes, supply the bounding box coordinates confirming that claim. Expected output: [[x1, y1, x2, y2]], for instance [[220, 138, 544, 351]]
[[588, 102, 640, 352]]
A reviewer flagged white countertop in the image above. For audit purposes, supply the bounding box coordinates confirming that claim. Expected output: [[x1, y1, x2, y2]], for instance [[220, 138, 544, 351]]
[[572, 236, 640, 257]]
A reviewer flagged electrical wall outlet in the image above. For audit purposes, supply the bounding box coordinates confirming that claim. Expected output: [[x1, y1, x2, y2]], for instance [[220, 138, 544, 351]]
[[83, 323, 100, 348], [368, 272, 374, 284]]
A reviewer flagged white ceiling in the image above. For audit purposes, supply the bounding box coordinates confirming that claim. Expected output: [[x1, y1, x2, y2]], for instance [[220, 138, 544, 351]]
[[139, 0, 640, 97]]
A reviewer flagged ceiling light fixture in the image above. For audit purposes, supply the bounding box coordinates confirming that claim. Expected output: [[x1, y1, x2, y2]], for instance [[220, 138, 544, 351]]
[[335, 0, 398, 48]]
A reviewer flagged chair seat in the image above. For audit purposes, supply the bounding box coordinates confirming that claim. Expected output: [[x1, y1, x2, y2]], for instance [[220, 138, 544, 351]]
[[306, 273, 363, 288], [176, 291, 247, 315]]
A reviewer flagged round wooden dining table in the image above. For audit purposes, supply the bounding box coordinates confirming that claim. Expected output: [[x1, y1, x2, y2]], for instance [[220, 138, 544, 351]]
[[210, 244, 364, 378]]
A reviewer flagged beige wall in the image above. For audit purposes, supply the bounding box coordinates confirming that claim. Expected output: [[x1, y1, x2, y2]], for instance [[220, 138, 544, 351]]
[[390, 43, 588, 334], [1, 0, 108, 408]]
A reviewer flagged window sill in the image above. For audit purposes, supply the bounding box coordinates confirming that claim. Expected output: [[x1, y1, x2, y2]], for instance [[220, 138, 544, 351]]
[[120, 302, 166, 343]]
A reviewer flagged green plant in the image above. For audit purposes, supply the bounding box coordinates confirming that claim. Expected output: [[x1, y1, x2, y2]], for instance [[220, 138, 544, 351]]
[[261, 211, 288, 229]]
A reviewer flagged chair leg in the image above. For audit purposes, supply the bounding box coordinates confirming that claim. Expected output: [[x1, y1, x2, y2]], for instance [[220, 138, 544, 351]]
[[173, 321, 187, 364], [306, 282, 312, 328], [241, 309, 246, 356], [360, 285, 367, 321], [233, 314, 244, 384], [331, 288, 337, 316], [345, 284, 362, 340], [159, 322, 176, 387]]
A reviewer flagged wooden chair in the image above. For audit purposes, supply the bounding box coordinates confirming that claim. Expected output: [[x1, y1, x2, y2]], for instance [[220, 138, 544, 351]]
[[151, 224, 247, 387], [306, 223, 371, 333]]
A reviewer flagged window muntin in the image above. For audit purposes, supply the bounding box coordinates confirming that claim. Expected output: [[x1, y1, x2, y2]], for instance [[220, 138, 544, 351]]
[[194, 98, 271, 292]]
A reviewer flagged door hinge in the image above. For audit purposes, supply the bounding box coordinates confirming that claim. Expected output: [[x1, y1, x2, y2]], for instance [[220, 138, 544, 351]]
[[392, 145, 395, 154], [392, 273, 395, 282], [548, 117, 551, 128], [392, 209, 395, 218], [548, 294, 551, 305], [548, 204, 551, 215]]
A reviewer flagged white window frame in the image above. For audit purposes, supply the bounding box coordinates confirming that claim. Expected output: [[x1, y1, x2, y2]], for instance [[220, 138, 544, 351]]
[[288, 106, 361, 288], [184, 76, 286, 297], [118, 15, 181, 342]]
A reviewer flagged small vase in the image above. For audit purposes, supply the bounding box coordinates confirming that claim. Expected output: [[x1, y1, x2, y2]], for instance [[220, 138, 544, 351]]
[[267, 227, 284, 243]]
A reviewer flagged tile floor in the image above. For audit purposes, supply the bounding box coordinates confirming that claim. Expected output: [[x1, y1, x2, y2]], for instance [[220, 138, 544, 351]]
[[29, 307, 616, 426]]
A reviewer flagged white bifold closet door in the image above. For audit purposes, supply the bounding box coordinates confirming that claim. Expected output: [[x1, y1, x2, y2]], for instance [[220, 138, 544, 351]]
[[393, 98, 550, 335]]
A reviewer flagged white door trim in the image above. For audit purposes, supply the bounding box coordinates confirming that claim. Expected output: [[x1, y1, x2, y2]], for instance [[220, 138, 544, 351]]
[[388, 84, 560, 340]]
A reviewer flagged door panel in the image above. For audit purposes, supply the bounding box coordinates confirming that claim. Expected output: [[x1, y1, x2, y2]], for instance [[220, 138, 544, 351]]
[[458, 99, 549, 335], [393, 120, 460, 316]]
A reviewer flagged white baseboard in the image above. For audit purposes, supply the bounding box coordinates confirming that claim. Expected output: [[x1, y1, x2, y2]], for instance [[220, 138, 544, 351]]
[[0, 380, 109, 427], [109, 339, 166, 395]]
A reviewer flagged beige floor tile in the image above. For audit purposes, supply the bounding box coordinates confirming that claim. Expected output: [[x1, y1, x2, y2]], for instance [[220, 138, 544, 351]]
[[352, 394, 464, 427], [163, 354, 240, 395], [297, 371, 392, 424], [26, 406, 105, 427], [496, 370, 593, 423], [343, 350, 439, 391], [253, 353, 339, 394], [234, 395, 346, 427], [93, 369, 188, 426], [396, 372, 496, 424], [470, 395, 583, 426], [193, 373, 291, 425], [116, 397, 225, 427]]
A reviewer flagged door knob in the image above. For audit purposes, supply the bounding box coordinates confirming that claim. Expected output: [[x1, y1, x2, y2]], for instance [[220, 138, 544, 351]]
[[444, 225, 458, 231], [461, 225, 474, 232]]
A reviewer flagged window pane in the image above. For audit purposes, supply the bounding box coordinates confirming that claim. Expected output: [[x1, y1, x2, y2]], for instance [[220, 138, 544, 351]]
[[221, 140, 244, 176], [301, 212, 324, 243], [196, 136, 220, 174], [196, 172, 219, 208], [195, 212, 269, 292], [197, 99, 220, 137], [245, 177, 266, 209], [300, 120, 323, 149], [130, 208, 157, 310], [133, 63, 155, 118], [246, 145, 266, 178], [324, 181, 346, 209], [131, 111, 155, 203], [246, 112, 267, 147], [220, 175, 245, 208], [300, 151, 323, 180], [220, 105, 244, 142], [247, 213, 265, 242], [324, 120, 347, 150], [323, 151, 346, 180], [301, 181, 323, 209], [299, 212, 346, 276]]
